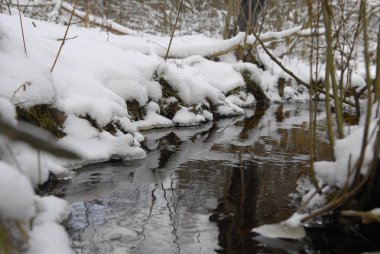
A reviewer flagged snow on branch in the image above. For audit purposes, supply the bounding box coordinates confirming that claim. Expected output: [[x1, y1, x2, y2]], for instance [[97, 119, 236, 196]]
[[60, 1, 323, 60], [167, 26, 325, 59], [10, 3, 56, 7], [60, 2, 139, 36]]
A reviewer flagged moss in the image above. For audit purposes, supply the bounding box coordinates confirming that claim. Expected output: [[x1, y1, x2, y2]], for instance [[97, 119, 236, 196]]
[[153, 71, 182, 102], [0, 220, 12, 254], [242, 70, 270, 107], [80, 114, 100, 131], [189, 105, 203, 115], [79, 114, 120, 136], [160, 100, 181, 119], [16, 104, 66, 138], [103, 122, 118, 135], [126, 100, 145, 121], [153, 71, 186, 119], [226, 86, 245, 97], [113, 120, 126, 134], [0, 220, 27, 254]]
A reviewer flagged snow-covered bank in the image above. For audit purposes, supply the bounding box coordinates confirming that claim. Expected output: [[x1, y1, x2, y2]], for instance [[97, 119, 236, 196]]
[[0, 6, 374, 252], [0, 11, 313, 253], [0, 105, 73, 253], [252, 106, 380, 240], [0, 12, 313, 174]]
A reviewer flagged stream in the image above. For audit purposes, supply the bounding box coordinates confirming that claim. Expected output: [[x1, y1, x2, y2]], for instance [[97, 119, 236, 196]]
[[45, 103, 380, 253]]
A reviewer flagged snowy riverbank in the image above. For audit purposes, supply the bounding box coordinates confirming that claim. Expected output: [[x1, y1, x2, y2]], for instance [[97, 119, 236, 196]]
[[0, 12, 314, 176], [0, 9, 373, 253]]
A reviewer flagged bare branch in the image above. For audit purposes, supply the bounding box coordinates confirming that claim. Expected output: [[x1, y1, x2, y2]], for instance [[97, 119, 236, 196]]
[[51, 0, 78, 73], [251, 29, 356, 107]]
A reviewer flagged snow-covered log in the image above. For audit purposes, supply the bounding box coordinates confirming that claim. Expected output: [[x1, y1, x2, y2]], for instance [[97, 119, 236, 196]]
[[60, 1, 324, 59], [60, 2, 138, 35], [159, 27, 323, 59]]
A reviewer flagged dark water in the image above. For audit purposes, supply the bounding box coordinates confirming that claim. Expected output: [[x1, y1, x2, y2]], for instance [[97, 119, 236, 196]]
[[45, 104, 380, 254]]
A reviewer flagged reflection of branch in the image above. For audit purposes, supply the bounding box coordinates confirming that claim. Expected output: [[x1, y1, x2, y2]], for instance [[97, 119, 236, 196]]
[[135, 184, 158, 249], [160, 176, 180, 252]]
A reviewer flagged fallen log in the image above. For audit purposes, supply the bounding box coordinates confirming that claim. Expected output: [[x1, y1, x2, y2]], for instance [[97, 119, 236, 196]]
[[60, 2, 135, 35], [59, 2, 324, 59]]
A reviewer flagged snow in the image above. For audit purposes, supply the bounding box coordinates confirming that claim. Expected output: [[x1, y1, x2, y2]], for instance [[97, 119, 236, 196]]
[[61, 2, 138, 35], [350, 72, 367, 91], [314, 119, 377, 188], [6, 142, 51, 186], [133, 101, 174, 130], [0, 161, 35, 220], [182, 55, 245, 93], [0, 97, 17, 124], [28, 223, 74, 254], [173, 107, 206, 126], [0, 1, 377, 251], [0, 161, 73, 254], [217, 103, 245, 116], [253, 213, 306, 239], [371, 208, 380, 215], [259, 26, 303, 41], [233, 62, 262, 85], [226, 93, 256, 107], [1, 11, 288, 180], [59, 115, 146, 164], [34, 196, 71, 225], [162, 62, 225, 105], [0, 43, 55, 108]]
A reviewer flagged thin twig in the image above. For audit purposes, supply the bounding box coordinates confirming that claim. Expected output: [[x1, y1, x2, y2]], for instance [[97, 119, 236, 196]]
[[297, 185, 327, 213], [375, 20, 380, 106], [308, 1, 322, 194], [16, 0, 27, 56], [322, 0, 344, 139], [56, 35, 78, 41], [50, 0, 78, 73], [164, 0, 184, 61], [4, 0, 12, 15], [302, 119, 380, 223], [353, 0, 373, 185], [22, 0, 31, 13], [250, 29, 356, 107], [14, 220, 29, 243], [37, 149, 41, 185], [11, 81, 32, 103]]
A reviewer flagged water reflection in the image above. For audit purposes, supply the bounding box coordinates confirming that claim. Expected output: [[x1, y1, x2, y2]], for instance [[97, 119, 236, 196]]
[[44, 104, 378, 253]]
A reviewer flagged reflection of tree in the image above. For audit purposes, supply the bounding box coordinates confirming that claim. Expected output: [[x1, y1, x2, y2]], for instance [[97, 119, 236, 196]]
[[211, 162, 260, 253], [190, 122, 218, 143], [238, 105, 268, 140], [275, 104, 284, 122], [209, 105, 334, 253], [157, 132, 182, 168]]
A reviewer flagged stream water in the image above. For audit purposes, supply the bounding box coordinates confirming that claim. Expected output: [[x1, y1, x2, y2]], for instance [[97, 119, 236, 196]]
[[45, 103, 380, 253]]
